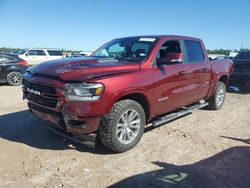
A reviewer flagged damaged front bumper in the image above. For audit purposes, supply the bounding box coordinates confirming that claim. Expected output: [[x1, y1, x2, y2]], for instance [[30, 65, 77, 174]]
[[28, 102, 99, 147]]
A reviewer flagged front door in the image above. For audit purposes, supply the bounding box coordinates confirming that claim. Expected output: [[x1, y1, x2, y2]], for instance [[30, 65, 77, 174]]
[[152, 40, 189, 116]]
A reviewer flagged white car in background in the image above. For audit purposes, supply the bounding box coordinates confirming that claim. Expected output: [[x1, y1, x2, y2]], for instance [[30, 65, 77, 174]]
[[16, 48, 63, 65]]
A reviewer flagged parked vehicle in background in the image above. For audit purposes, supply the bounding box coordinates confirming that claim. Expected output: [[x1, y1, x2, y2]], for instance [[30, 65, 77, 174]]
[[67, 51, 93, 57], [231, 51, 250, 83], [0, 53, 28, 86], [71, 53, 86, 57], [208, 54, 225, 60], [214, 56, 231, 60], [22, 35, 233, 152], [79, 51, 93, 56], [16, 48, 63, 65]]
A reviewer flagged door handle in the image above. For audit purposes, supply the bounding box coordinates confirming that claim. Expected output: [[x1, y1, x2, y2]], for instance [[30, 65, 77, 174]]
[[179, 71, 188, 75], [203, 68, 209, 72]]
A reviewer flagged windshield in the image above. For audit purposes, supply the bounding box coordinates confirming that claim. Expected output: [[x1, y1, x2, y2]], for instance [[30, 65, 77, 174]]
[[91, 37, 158, 62], [14, 49, 27, 55]]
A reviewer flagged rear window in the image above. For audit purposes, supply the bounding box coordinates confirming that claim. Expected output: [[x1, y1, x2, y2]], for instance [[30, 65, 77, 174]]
[[236, 52, 250, 59], [184, 40, 205, 63], [47, 50, 62, 56], [0, 55, 16, 62]]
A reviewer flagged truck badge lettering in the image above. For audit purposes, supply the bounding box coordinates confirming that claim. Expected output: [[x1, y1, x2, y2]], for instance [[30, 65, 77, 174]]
[[26, 87, 41, 96]]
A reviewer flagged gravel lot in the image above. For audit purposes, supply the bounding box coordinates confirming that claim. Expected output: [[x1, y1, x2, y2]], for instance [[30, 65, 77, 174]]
[[0, 84, 250, 188]]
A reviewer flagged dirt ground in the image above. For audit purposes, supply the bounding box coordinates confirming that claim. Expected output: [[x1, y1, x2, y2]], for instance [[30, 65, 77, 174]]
[[0, 84, 250, 188]]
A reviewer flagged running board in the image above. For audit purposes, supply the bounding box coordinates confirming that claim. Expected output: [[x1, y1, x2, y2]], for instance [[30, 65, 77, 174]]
[[152, 102, 208, 126]]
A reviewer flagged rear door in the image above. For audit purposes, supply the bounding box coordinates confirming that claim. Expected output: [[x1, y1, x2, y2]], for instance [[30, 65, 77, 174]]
[[152, 40, 189, 116], [183, 40, 211, 105]]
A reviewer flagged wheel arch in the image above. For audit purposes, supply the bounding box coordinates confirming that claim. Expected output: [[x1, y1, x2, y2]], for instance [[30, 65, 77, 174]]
[[118, 93, 150, 122], [218, 75, 229, 86], [107, 90, 151, 122]]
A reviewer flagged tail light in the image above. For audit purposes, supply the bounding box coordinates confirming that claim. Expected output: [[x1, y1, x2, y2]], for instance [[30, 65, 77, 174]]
[[17, 60, 28, 67]]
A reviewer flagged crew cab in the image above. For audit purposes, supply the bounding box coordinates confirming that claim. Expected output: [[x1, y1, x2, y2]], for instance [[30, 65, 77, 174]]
[[22, 35, 233, 152]]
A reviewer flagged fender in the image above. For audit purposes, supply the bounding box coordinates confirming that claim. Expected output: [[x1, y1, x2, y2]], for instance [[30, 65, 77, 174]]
[[206, 72, 229, 98], [105, 87, 152, 118]]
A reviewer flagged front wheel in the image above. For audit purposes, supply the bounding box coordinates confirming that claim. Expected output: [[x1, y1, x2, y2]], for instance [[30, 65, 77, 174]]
[[207, 81, 226, 110], [99, 99, 145, 152], [7, 71, 22, 86]]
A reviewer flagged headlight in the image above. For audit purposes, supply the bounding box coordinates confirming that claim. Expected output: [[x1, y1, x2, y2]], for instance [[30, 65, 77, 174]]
[[63, 83, 104, 101]]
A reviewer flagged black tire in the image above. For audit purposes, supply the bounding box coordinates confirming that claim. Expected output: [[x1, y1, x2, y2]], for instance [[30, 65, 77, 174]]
[[99, 99, 145, 152], [7, 71, 22, 86], [207, 81, 226, 110]]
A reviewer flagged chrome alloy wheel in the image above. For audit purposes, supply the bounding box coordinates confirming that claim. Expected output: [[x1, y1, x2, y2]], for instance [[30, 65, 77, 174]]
[[10, 73, 21, 84], [216, 87, 225, 106], [8, 71, 22, 85], [116, 109, 141, 145]]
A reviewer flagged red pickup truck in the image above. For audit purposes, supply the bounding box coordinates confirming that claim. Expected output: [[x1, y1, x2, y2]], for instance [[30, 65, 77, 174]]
[[22, 35, 233, 152]]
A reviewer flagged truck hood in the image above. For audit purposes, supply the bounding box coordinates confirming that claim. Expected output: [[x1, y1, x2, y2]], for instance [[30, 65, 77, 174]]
[[27, 57, 141, 81]]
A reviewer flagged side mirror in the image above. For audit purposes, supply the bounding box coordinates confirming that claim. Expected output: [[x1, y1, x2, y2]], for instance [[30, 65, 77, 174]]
[[25, 53, 28, 56]]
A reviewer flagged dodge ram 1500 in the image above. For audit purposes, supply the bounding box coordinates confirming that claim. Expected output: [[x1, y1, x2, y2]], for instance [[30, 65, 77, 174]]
[[22, 35, 233, 152]]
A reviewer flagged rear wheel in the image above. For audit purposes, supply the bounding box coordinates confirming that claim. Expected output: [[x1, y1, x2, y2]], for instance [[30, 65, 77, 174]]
[[207, 81, 226, 110], [99, 99, 145, 152], [7, 71, 22, 86]]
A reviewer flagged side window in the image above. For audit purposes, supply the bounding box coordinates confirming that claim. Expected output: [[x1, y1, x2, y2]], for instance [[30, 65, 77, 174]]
[[47, 50, 62, 56], [27, 50, 46, 56], [156, 40, 183, 65], [27, 50, 36, 56], [184, 40, 205, 63], [36, 50, 46, 56]]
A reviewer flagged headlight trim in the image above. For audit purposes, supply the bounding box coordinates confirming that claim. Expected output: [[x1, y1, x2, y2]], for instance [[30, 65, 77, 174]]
[[63, 82, 104, 102]]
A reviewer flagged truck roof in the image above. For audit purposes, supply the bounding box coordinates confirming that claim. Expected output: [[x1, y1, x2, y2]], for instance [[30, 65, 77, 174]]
[[27, 48, 60, 50], [119, 35, 202, 41]]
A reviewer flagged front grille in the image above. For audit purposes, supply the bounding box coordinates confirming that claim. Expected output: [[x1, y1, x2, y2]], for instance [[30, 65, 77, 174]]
[[23, 79, 56, 94], [23, 78, 58, 108]]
